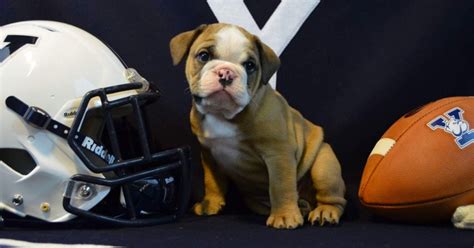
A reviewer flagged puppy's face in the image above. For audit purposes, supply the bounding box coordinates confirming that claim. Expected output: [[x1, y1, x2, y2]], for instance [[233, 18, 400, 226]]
[[170, 24, 280, 119]]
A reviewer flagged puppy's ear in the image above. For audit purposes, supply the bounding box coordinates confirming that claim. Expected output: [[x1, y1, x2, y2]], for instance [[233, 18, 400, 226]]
[[255, 37, 280, 85], [170, 24, 207, 65]]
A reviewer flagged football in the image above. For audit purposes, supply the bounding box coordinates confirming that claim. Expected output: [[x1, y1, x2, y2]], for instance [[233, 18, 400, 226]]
[[359, 97, 474, 222]]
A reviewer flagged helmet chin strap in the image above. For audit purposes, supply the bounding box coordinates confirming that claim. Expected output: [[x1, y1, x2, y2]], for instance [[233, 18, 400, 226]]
[[5, 95, 117, 166]]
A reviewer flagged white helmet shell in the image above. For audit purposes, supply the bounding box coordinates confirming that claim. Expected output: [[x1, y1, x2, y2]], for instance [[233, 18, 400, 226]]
[[0, 21, 134, 222]]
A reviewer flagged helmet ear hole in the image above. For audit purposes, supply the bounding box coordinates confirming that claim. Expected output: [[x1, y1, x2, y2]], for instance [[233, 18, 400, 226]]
[[0, 148, 37, 175]]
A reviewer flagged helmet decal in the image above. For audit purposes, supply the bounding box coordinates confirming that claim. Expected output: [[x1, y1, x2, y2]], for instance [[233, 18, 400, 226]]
[[0, 35, 38, 63]]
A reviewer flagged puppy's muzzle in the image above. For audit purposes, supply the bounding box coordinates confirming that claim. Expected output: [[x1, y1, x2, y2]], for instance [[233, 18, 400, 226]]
[[217, 67, 236, 87]]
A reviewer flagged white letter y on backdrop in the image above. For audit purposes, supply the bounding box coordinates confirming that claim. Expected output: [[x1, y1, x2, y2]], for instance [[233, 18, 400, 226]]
[[208, 0, 320, 88]]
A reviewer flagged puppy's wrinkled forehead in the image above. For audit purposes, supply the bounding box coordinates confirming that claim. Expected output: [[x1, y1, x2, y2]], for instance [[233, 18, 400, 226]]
[[215, 26, 251, 62], [194, 24, 254, 62]]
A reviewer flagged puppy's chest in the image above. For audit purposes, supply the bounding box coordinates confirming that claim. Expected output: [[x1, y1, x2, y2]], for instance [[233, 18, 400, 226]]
[[199, 115, 257, 170]]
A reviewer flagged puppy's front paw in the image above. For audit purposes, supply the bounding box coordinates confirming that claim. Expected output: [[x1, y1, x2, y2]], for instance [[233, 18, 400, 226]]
[[308, 204, 342, 226], [266, 208, 304, 229], [193, 197, 225, 216]]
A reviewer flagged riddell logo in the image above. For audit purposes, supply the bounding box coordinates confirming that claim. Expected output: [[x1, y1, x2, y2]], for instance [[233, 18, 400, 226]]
[[63, 110, 77, 118], [81, 137, 115, 164]]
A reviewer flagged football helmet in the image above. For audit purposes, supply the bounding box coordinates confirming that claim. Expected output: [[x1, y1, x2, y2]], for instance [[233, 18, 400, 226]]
[[0, 21, 191, 226]]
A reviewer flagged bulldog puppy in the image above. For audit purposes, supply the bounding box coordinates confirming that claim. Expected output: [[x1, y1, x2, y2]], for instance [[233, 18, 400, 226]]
[[170, 23, 346, 229]]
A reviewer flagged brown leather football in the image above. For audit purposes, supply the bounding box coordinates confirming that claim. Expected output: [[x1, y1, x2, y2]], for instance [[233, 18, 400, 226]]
[[359, 97, 474, 222]]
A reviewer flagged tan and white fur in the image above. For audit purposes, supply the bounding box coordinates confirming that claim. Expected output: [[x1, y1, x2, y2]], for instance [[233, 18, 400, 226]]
[[170, 23, 346, 229]]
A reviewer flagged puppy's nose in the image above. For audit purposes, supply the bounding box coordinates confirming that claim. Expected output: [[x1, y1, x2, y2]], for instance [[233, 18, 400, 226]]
[[217, 68, 236, 87]]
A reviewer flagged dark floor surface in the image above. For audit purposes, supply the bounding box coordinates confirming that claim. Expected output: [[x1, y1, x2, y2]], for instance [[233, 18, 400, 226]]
[[1, 213, 472, 248]]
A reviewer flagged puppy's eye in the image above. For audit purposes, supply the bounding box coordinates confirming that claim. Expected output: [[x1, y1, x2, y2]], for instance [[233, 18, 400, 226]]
[[196, 51, 211, 62], [243, 61, 256, 74]]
